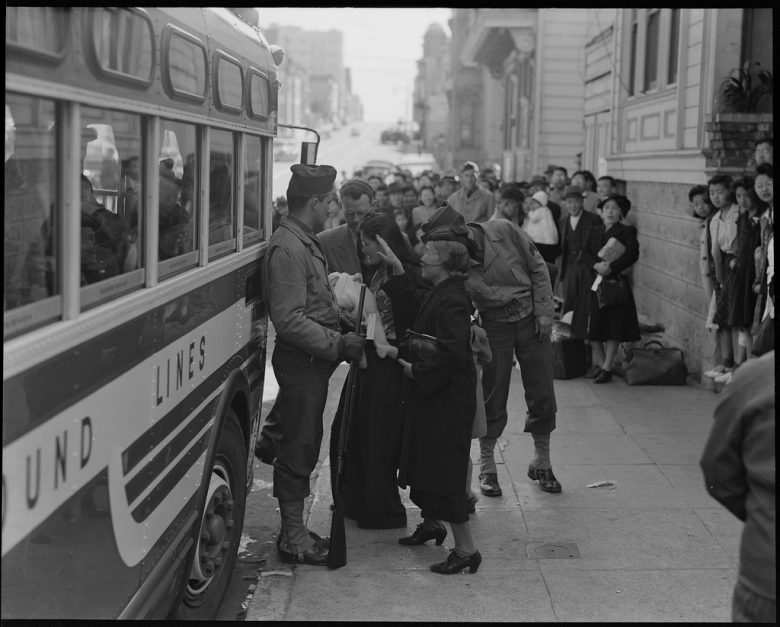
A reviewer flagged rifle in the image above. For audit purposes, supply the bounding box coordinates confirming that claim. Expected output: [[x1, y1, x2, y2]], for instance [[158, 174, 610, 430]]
[[327, 284, 366, 569]]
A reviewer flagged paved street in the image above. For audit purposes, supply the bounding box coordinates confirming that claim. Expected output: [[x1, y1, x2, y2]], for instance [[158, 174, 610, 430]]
[[227, 330, 743, 622]]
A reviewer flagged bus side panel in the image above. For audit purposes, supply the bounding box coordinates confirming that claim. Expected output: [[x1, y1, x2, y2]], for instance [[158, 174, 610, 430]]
[[0, 469, 140, 619]]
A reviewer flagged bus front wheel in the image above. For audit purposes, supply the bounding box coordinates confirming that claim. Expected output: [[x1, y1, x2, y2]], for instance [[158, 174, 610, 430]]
[[172, 409, 247, 619]]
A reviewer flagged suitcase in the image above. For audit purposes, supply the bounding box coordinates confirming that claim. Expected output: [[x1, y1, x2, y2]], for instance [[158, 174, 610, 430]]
[[552, 337, 588, 379]]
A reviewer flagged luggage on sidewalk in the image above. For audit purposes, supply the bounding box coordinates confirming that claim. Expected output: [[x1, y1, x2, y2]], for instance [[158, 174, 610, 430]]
[[621, 340, 688, 385], [551, 321, 588, 380]]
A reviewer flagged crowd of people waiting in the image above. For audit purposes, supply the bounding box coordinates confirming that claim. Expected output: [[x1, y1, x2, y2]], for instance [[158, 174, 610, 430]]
[[258, 137, 774, 580]]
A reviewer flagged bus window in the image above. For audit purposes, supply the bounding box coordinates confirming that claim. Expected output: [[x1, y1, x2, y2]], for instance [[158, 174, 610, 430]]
[[247, 69, 270, 120], [214, 52, 243, 113], [208, 129, 235, 253], [4, 95, 56, 314], [79, 108, 142, 291], [158, 121, 198, 276], [5, 6, 67, 59], [243, 135, 263, 245], [163, 25, 207, 102], [91, 8, 154, 85]]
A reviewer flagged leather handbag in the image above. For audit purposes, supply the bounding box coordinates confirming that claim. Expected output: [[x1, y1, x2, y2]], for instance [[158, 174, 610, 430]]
[[400, 329, 440, 362], [622, 340, 688, 386], [752, 313, 774, 357], [596, 276, 629, 309]]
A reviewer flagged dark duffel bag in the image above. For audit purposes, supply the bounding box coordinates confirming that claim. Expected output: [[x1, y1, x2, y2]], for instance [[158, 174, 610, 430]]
[[552, 337, 588, 380], [622, 340, 688, 385]]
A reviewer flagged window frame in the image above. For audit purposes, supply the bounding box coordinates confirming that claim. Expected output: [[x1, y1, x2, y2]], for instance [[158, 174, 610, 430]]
[[206, 128, 238, 261], [246, 67, 271, 121], [160, 24, 209, 104], [5, 6, 69, 64], [3, 93, 62, 338], [86, 7, 155, 88], [213, 49, 245, 115], [157, 119, 200, 282], [79, 104, 146, 312], [626, 8, 681, 99]]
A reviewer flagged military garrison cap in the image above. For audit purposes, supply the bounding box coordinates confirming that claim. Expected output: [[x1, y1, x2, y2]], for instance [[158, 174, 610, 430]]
[[287, 163, 337, 196], [421, 203, 465, 234]]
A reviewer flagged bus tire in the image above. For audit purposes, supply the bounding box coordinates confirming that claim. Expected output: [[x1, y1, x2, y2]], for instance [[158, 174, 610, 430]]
[[171, 408, 247, 619]]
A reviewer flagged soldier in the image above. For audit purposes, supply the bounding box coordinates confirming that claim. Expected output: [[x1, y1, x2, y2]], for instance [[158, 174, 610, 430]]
[[421, 205, 561, 497], [260, 163, 365, 565]]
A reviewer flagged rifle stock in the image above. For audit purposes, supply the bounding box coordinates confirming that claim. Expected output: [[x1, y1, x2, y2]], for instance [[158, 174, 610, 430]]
[[327, 284, 366, 569]]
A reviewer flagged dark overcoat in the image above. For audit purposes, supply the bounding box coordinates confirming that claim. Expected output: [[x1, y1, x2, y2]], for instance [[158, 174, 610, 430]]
[[383, 273, 476, 496], [572, 221, 641, 341], [558, 209, 603, 315]]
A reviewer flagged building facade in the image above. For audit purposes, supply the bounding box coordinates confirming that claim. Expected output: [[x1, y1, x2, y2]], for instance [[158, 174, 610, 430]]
[[583, 8, 773, 379], [413, 23, 451, 167], [454, 8, 592, 179]]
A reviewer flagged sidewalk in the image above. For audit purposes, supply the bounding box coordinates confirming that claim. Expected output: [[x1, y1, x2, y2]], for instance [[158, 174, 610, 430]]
[[246, 365, 742, 622]]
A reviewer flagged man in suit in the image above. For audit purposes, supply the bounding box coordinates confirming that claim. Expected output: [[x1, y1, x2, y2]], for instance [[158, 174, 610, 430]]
[[318, 178, 375, 281], [558, 185, 604, 319]]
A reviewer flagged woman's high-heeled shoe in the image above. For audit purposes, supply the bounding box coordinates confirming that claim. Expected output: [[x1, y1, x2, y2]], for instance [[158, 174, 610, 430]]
[[430, 549, 482, 574], [594, 368, 612, 383], [398, 522, 447, 546]]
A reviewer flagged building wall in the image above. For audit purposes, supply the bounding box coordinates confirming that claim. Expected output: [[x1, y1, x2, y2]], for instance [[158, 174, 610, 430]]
[[626, 180, 715, 379], [535, 9, 590, 175]]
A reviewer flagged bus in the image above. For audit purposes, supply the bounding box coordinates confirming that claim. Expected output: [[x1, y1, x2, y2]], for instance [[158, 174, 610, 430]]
[[3, 7, 284, 618]]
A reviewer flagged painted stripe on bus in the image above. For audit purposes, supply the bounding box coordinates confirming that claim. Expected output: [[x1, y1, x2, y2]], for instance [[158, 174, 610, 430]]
[[124, 397, 218, 505], [2, 301, 256, 563], [132, 429, 211, 524]]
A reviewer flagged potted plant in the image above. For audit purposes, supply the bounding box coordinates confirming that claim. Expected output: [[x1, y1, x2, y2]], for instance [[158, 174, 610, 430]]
[[719, 60, 773, 113]]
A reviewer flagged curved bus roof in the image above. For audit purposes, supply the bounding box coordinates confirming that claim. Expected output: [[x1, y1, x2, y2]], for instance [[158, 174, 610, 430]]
[[5, 7, 280, 135]]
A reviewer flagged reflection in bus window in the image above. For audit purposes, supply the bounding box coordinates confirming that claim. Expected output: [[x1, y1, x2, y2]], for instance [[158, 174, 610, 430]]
[[80, 107, 142, 281], [244, 135, 263, 244], [216, 54, 243, 111], [159, 121, 198, 264], [4, 95, 55, 310], [5, 6, 67, 56], [92, 8, 153, 82], [209, 129, 234, 247], [166, 28, 207, 99]]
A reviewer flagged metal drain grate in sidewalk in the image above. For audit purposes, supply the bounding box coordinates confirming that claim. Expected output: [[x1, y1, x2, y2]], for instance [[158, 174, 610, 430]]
[[526, 541, 580, 559]]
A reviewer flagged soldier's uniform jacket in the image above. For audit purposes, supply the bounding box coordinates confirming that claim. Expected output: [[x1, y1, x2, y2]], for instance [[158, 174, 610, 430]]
[[261, 215, 341, 361], [466, 218, 554, 321]]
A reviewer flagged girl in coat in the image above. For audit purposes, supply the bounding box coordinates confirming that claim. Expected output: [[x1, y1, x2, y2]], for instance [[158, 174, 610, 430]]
[[377, 226, 481, 575], [728, 176, 763, 362], [573, 194, 641, 383]]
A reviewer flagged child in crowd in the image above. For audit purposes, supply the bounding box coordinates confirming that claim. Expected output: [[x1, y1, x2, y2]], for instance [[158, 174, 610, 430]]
[[729, 176, 764, 362], [706, 174, 740, 384]]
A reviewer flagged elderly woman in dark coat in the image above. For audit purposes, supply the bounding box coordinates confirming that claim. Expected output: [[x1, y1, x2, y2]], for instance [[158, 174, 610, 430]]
[[376, 225, 481, 575], [571, 194, 640, 382]]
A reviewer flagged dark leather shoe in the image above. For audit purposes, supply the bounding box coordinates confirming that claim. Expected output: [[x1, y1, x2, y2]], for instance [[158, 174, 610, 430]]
[[398, 522, 447, 546], [594, 368, 612, 383], [277, 538, 330, 565], [527, 464, 562, 493], [479, 473, 502, 497], [430, 549, 482, 574]]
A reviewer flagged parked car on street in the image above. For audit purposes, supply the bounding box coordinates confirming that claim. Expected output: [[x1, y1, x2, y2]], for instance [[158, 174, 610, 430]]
[[380, 128, 409, 144]]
